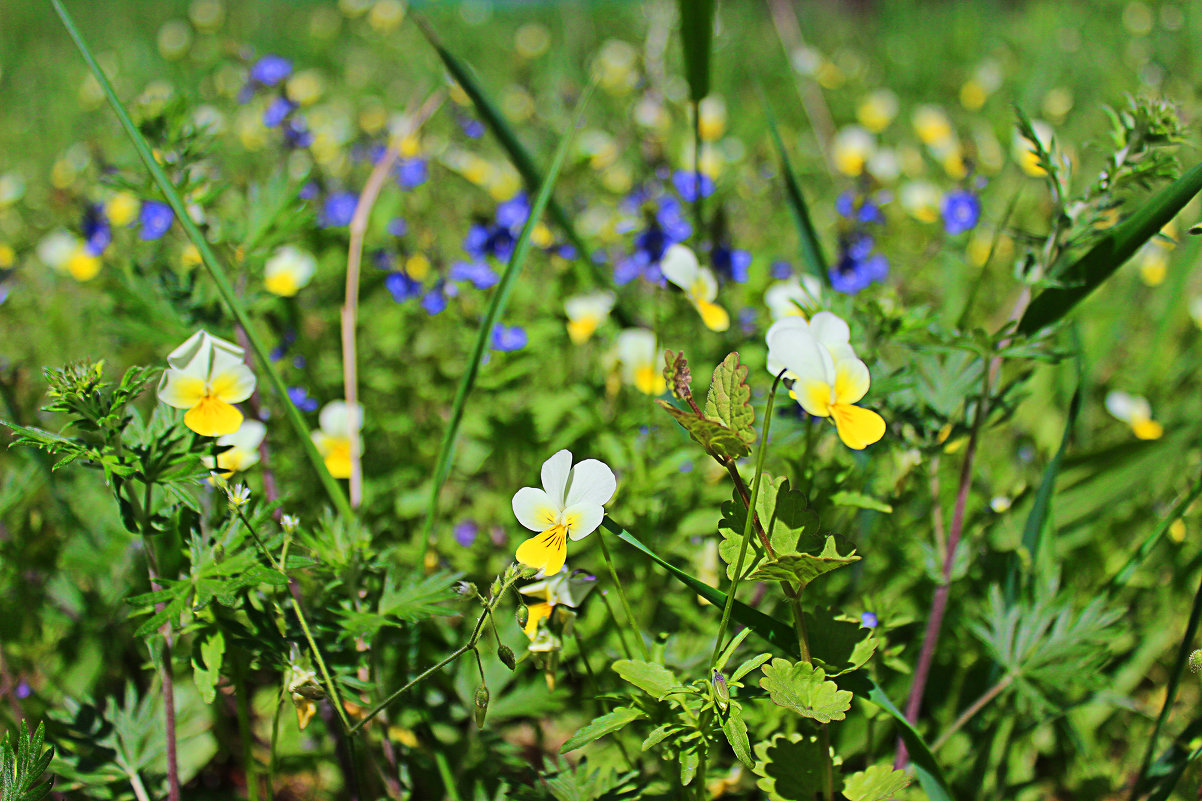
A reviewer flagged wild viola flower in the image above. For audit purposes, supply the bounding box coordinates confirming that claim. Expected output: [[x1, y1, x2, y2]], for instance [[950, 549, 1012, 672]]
[[564, 290, 615, 344], [660, 244, 730, 332], [492, 324, 528, 352], [264, 245, 317, 297], [942, 188, 981, 235], [765, 275, 823, 320], [204, 419, 266, 477], [519, 569, 597, 638], [861, 611, 879, 628], [157, 330, 257, 437], [900, 181, 941, 223], [831, 125, 875, 177], [513, 450, 617, 576], [311, 401, 363, 479], [1105, 390, 1163, 440], [138, 201, 174, 241], [394, 157, 428, 189], [613, 328, 666, 395], [697, 95, 727, 141], [454, 521, 479, 548], [912, 105, 955, 148], [771, 259, 793, 279], [766, 314, 886, 450]]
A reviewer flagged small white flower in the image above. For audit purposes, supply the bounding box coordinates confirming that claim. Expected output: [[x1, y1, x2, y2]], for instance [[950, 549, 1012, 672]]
[[311, 401, 363, 479], [1105, 390, 1163, 440], [764, 275, 824, 321]]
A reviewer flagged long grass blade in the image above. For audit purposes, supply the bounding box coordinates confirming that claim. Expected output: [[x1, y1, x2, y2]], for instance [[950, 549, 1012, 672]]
[[50, 0, 353, 521], [759, 85, 829, 280], [417, 85, 595, 556], [1017, 161, 1202, 335], [677, 0, 714, 103], [1143, 715, 1202, 801], [1104, 474, 1202, 595]]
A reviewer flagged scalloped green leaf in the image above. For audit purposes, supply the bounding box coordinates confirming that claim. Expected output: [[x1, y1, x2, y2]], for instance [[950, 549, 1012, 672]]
[[843, 764, 911, 801], [721, 703, 754, 769], [752, 733, 826, 801], [719, 476, 821, 579], [561, 706, 646, 753], [749, 536, 860, 587], [656, 400, 749, 460], [806, 607, 878, 677], [760, 659, 852, 723], [705, 353, 755, 446], [613, 659, 685, 701]]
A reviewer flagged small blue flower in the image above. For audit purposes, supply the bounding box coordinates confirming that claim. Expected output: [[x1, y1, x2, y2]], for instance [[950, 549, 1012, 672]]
[[771, 259, 793, 279], [282, 116, 312, 148], [263, 96, 296, 128], [738, 307, 757, 335], [288, 386, 319, 412], [138, 201, 174, 241], [712, 244, 751, 283], [385, 271, 423, 302], [422, 283, 448, 315], [82, 204, 111, 256], [672, 170, 714, 203], [829, 233, 888, 294], [454, 520, 479, 547], [395, 158, 428, 189], [458, 114, 484, 139], [495, 193, 530, 230], [14, 680, 31, 700], [250, 55, 292, 86], [836, 190, 888, 224], [450, 260, 499, 290], [299, 182, 319, 200], [941, 189, 981, 235], [860, 611, 879, 628], [491, 323, 527, 352], [387, 217, 408, 237], [320, 192, 358, 228]]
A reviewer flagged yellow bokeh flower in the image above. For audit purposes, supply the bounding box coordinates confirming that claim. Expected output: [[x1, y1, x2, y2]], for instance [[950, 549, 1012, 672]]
[[157, 330, 257, 437], [831, 125, 875, 177], [204, 419, 266, 477], [564, 291, 615, 344], [312, 401, 363, 479], [264, 245, 318, 297], [614, 329, 666, 395], [512, 450, 616, 576], [857, 89, 899, 133]]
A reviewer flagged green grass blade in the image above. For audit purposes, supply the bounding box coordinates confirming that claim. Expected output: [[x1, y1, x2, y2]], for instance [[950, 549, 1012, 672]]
[[1104, 475, 1202, 595], [417, 85, 594, 556], [413, 14, 590, 264], [677, 0, 714, 103], [759, 85, 829, 281], [1017, 161, 1202, 335], [606, 516, 956, 800], [1143, 715, 1202, 801], [49, 0, 353, 521]]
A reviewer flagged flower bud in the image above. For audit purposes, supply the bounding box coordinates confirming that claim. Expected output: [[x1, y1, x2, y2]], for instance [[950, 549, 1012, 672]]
[[454, 581, 478, 598], [489, 577, 503, 598], [516, 604, 530, 628], [497, 644, 516, 670], [711, 668, 730, 711], [473, 684, 490, 728]]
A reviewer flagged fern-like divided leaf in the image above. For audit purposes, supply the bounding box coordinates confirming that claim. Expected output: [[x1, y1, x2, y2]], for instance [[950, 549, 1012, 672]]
[[1, 721, 54, 801]]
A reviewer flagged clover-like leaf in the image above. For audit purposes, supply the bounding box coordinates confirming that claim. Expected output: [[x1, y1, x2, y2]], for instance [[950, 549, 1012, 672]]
[[759, 658, 852, 723], [612, 659, 685, 701], [749, 536, 860, 588], [705, 352, 755, 446], [843, 764, 911, 801], [656, 400, 749, 461], [752, 732, 827, 801]]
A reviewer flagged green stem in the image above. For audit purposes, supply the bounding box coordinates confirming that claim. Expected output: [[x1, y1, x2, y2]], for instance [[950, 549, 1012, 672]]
[[48, 0, 353, 521], [233, 657, 261, 801], [786, 591, 811, 663], [598, 590, 634, 660], [708, 370, 786, 667], [596, 526, 651, 660], [434, 749, 463, 801]]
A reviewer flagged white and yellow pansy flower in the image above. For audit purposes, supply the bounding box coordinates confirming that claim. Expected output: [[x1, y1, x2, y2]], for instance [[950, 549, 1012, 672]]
[[831, 125, 876, 177], [767, 315, 886, 450], [519, 568, 597, 639], [1105, 390, 1163, 440], [614, 328, 666, 395], [264, 245, 318, 297], [311, 401, 363, 479], [513, 450, 617, 576], [660, 244, 730, 332], [204, 419, 266, 477], [765, 275, 824, 321], [857, 89, 899, 133], [157, 330, 257, 437], [564, 290, 616, 344]]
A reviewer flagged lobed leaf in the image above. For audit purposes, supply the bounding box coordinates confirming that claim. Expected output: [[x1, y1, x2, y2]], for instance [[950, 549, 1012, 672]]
[[759, 659, 852, 723], [752, 732, 827, 801], [842, 764, 911, 801], [749, 537, 860, 587]]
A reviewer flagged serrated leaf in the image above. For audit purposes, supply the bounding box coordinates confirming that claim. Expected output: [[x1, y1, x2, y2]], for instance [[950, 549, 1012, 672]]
[[721, 704, 754, 769], [829, 491, 893, 514], [705, 353, 755, 446], [656, 400, 749, 460], [806, 607, 878, 676], [843, 764, 911, 801], [1, 721, 54, 801], [612, 660, 685, 701], [560, 706, 646, 753], [759, 659, 852, 723], [749, 537, 860, 587], [752, 733, 826, 801], [718, 476, 820, 579]]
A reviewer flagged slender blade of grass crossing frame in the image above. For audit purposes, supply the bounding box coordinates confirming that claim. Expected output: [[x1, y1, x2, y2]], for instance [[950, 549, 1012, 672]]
[[1017, 161, 1202, 335], [413, 14, 590, 265], [677, 0, 714, 103], [417, 85, 595, 556], [759, 84, 830, 281], [1144, 715, 1202, 801], [603, 517, 956, 801], [49, 0, 353, 521], [1104, 475, 1202, 595]]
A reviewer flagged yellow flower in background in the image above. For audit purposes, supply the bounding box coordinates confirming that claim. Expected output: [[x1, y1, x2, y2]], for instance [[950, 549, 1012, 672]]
[[1105, 390, 1163, 440], [594, 39, 639, 95], [512, 449, 617, 576], [66, 246, 101, 282], [614, 328, 666, 395], [312, 401, 363, 479], [1138, 241, 1169, 286], [515, 23, 551, 60], [0, 244, 14, 269], [106, 191, 140, 227], [157, 330, 257, 437], [900, 181, 941, 223], [519, 569, 597, 638], [204, 419, 266, 477], [913, 105, 954, 147], [857, 89, 899, 133], [698, 96, 727, 141], [767, 314, 886, 450], [764, 275, 824, 321], [564, 290, 615, 344], [286, 69, 325, 106], [831, 125, 875, 177], [367, 0, 405, 32], [577, 130, 619, 171], [264, 245, 318, 297], [660, 244, 730, 332]]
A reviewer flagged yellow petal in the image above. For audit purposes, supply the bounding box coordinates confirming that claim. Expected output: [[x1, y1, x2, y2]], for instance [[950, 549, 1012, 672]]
[[695, 299, 730, 332], [67, 248, 101, 281], [567, 315, 599, 345], [317, 437, 353, 478], [184, 396, 244, 438], [796, 378, 834, 418], [157, 371, 207, 409], [1131, 418, 1163, 440], [523, 601, 554, 639], [633, 364, 665, 396], [515, 526, 568, 576], [830, 403, 886, 450], [265, 270, 300, 297]]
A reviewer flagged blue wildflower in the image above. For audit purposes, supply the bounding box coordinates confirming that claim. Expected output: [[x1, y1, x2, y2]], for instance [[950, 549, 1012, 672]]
[[836, 190, 889, 224], [282, 116, 313, 148], [491, 323, 528, 352], [263, 96, 296, 128], [320, 192, 358, 228], [450, 260, 499, 290], [771, 259, 793, 279], [672, 170, 714, 203], [495, 193, 530, 230], [614, 186, 692, 285], [288, 386, 319, 413], [299, 182, 319, 200], [250, 55, 292, 86], [395, 158, 428, 189], [422, 282, 448, 315], [712, 243, 751, 283], [387, 217, 408, 237], [454, 520, 479, 547], [385, 271, 422, 302], [829, 233, 888, 294], [860, 611, 879, 628], [463, 220, 515, 262], [82, 204, 111, 256], [457, 111, 484, 139], [138, 201, 174, 241], [942, 189, 981, 235]]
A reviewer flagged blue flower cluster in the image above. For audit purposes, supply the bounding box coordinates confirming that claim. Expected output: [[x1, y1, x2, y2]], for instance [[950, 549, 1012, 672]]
[[614, 182, 693, 285], [79, 197, 174, 259], [941, 188, 981, 235], [241, 54, 311, 148], [831, 190, 889, 294]]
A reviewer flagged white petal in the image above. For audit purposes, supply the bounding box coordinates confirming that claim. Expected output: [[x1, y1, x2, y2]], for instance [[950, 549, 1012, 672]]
[[218, 419, 266, 450], [564, 459, 617, 508], [166, 330, 212, 371], [692, 266, 719, 303], [1105, 391, 1149, 423], [614, 328, 657, 367], [512, 486, 559, 532], [808, 311, 851, 348], [320, 401, 364, 435], [540, 449, 573, 507], [660, 243, 699, 291], [768, 326, 834, 385], [564, 291, 615, 321], [832, 357, 871, 404], [563, 502, 604, 541], [211, 363, 257, 404]]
